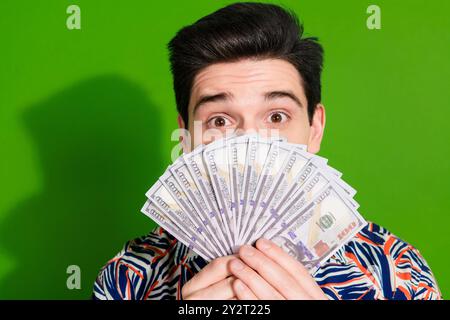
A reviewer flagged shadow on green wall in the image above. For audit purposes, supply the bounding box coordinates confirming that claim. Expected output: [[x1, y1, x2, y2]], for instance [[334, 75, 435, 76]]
[[0, 75, 166, 299]]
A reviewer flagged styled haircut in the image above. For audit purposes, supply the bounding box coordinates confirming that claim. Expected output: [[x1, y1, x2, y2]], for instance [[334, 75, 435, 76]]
[[167, 2, 324, 127]]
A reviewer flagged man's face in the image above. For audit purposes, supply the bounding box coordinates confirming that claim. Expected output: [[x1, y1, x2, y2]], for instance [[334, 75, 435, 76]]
[[177, 58, 325, 153]]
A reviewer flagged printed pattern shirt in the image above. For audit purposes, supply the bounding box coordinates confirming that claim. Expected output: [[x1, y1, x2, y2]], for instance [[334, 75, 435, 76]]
[[92, 222, 442, 300]]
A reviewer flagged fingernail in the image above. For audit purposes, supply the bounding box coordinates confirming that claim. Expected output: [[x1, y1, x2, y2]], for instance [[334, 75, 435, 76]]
[[258, 238, 271, 250], [230, 259, 244, 271], [240, 245, 255, 257]]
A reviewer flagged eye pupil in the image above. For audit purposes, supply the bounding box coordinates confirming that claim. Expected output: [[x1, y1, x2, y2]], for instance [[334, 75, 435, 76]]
[[214, 117, 226, 127], [271, 113, 282, 123]]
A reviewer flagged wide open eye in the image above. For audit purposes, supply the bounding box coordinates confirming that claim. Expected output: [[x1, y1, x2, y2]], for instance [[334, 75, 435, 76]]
[[266, 111, 289, 124], [207, 115, 232, 128]]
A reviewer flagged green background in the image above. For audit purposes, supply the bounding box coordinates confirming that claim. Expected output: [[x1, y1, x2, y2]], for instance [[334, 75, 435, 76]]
[[1, 0, 449, 299]]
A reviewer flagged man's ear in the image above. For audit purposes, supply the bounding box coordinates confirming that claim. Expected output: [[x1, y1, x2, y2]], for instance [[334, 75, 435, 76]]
[[177, 114, 186, 129], [307, 103, 326, 154], [177, 114, 191, 153]]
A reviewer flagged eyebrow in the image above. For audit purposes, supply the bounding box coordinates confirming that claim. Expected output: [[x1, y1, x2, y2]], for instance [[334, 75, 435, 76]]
[[193, 92, 233, 115], [192, 90, 303, 115], [264, 90, 304, 109]]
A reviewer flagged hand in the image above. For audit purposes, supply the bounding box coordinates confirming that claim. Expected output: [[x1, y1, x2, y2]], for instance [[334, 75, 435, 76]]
[[182, 255, 239, 300], [228, 238, 328, 300]]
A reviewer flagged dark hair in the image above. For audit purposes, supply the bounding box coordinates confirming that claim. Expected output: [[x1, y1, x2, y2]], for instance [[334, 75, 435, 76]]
[[167, 2, 323, 127]]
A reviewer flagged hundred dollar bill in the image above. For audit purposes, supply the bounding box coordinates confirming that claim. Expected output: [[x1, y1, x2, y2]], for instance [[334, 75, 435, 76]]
[[257, 159, 359, 242], [145, 180, 216, 259], [237, 136, 272, 243], [228, 135, 249, 245], [170, 156, 229, 256], [203, 139, 236, 252], [141, 200, 212, 261], [282, 141, 357, 198], [252, 157, 325, 240], [266, 182, 367, 273], [183, 145, 234, 253], [282, 141, 355, 194], [240, 141, 296, 243], [159, 169, 223, 258], [241, 145, 310, 244]]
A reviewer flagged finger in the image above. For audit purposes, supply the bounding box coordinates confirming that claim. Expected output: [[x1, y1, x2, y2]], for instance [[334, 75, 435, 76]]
[[238, 245, 312, 300], [185, 276, 236, 300], [229, 258, 284, 300], [256, 238, 327, 300], [182, 255, 238, 297], [232, 279, 258, 300]]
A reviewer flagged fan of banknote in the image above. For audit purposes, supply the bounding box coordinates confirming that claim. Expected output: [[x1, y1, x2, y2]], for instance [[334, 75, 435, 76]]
[[141, 134, 367, 272]]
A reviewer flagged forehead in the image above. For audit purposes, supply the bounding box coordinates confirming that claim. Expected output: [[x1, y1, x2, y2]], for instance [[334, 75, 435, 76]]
[[190, 58, 304, 100]]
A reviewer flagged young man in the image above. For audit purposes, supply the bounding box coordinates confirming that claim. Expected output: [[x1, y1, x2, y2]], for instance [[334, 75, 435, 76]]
[[93, 2, 441, 300]]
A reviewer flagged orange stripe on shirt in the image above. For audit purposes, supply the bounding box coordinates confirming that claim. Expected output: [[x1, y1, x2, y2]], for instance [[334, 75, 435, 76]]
[[357, 233, 380, 247], [418, 283, 436, 293], [395, 245, 414, 266], [180, 254, 194, 276], [122, 263, 145, 280], [152, 239, 178, 263], [143, 280, 160, 300], [396, 272, 412, 281], [397, 286, 412, 299], [141, 244, 164, 256], [357, 288, 372, 300], [384, 236, 395, 255]]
